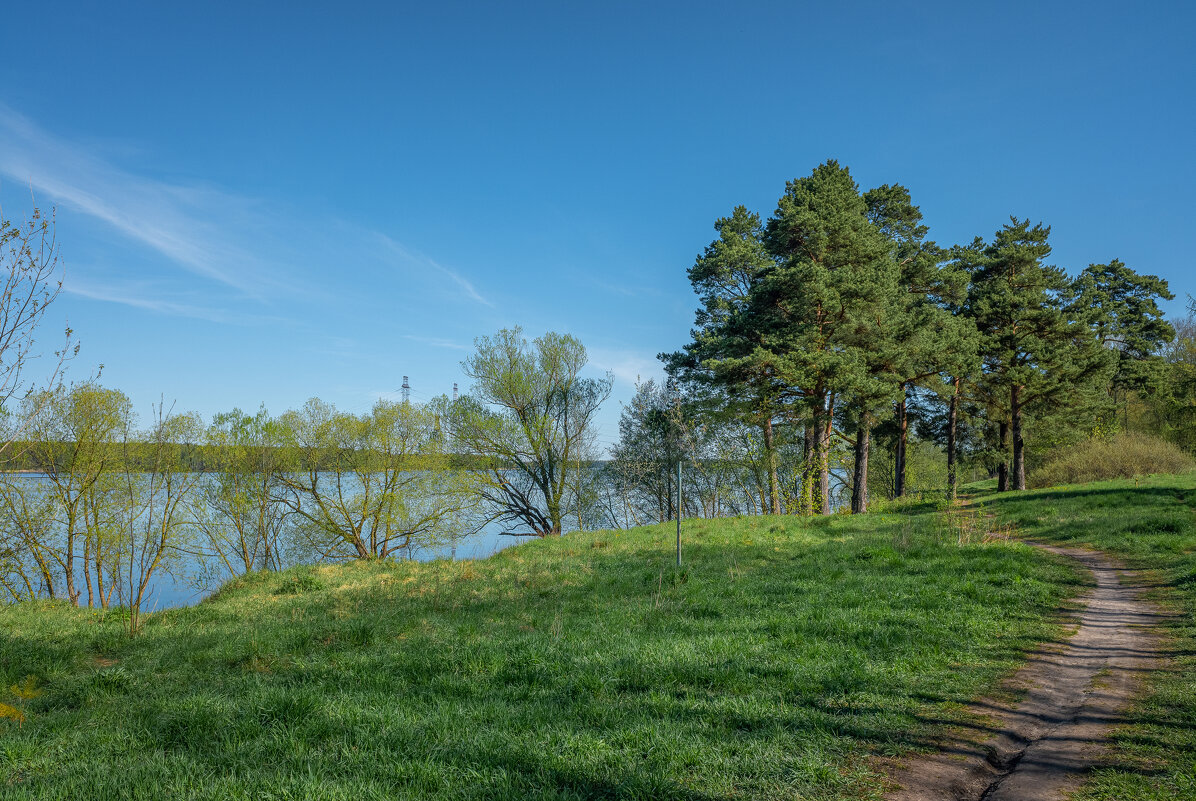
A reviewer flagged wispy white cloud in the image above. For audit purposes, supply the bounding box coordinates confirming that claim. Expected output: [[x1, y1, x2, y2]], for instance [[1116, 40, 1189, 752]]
[[63, 276, 294, 328], [64, 278, 230, 322], [376, 233, 494, 308], [0, 104, 499, 329], [0, 104, 286, 297]]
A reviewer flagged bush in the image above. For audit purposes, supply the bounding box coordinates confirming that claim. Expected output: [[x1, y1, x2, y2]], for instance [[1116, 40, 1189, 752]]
[[1031, 432, 1195, 488]]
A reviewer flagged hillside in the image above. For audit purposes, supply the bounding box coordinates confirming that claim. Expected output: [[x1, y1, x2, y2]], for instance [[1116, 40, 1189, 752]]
[[1, 477, 1193, 800]]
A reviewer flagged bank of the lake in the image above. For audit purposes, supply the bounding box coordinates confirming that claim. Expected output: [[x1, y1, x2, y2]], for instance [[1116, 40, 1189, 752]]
[[1, 476, 1190, 800]]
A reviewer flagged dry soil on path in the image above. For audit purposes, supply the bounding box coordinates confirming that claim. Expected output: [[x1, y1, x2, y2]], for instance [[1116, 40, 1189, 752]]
[[882, 544, 1165, 801]]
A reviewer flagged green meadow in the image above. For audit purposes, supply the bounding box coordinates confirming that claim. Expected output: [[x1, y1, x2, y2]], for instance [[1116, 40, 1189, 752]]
[[2, 475, 1195, 800]]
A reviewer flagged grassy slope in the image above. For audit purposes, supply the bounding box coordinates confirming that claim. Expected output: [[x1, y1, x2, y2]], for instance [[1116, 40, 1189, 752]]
[[975, 473, 1196, 800], [2, 505, 1083, 800]]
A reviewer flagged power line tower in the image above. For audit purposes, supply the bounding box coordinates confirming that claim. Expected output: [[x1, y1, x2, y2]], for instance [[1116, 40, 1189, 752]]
[[401, 376, 410, 404], [452, 382, 458, 403]]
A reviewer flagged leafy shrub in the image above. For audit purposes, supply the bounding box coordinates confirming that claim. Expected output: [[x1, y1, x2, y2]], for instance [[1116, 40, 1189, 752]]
[[1031, 432, 1195, 488]]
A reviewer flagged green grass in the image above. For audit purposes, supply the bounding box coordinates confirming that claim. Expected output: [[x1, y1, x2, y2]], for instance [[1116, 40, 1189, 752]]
[[974, 472, 1196, 801], [0, 504, 1085, 800]]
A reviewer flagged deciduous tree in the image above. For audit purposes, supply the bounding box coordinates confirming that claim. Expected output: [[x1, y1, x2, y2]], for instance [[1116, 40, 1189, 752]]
[[454, 328, 612, 536]]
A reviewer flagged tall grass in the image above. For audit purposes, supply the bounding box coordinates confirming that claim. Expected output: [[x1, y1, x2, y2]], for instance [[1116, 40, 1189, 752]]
[[1031, 431, 1194, 488]]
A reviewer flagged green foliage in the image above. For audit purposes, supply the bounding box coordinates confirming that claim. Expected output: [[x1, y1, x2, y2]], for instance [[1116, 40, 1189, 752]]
[[276, 396, 474, 559], [867, 439, 948, 501], [1030, 432, 1194, 488], [1073, 260, 1175, 396], [455, 328, 612, 536], [664, 163, 1178, 508], [963, 219, 1114, 489]]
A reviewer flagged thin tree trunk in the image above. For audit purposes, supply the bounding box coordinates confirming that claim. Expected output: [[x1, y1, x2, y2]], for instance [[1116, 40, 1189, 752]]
[[762, 417, 781, 515], [947, 377, 960, 501], [997, 420, 1010, 492], [894, 385, 908, 498], [851, 411, 871, 514], [83, 527, 94, 608], [819, 396, 834, 515], [1011, 384, 1026, 490], [65, 509, 79, 606], [801, 424, 815, 515]]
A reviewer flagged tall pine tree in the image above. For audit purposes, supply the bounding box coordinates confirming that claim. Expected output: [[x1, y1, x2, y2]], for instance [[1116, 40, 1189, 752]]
[[968, 219, 1111, 489], [757, 160, 898, 513]]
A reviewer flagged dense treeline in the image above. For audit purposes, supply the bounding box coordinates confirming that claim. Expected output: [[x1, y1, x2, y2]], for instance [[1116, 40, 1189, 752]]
[[1, 440, 483, 473], [631, 160, 1177, 517]]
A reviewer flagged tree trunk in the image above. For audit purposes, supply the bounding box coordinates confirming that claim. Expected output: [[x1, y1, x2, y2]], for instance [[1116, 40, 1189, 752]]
[[801, 424, 816, 515], [819, 396, 834, 515], [1011, 384, 1026, 490], [946, 377, 960, 501], [65, 510, 79, 606], [894, 385, 908, 498], [83, 531, 94, 609], [997, 420, 1010, 492], [851, 412, 871, 514], [762, 417, 781, 515]]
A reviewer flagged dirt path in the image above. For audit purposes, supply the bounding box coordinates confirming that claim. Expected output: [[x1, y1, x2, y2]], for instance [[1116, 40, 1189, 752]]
[[882, 544, 1164, 801]]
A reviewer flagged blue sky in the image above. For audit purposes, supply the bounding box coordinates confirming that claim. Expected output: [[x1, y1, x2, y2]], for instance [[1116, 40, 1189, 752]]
[[1, 1, 1193, 451]]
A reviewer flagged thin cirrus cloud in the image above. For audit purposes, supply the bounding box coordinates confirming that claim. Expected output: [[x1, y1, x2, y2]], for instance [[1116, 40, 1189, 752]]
[[0, 104, 494, 316], [375, 233, 495, 309], [0, 104, 286, 298], [64, 276, 294, 327], [64, 278, 231, 323]]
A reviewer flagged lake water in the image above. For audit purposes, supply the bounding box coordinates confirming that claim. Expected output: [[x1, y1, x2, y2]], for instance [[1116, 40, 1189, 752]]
[[141, 517, 526, 609], [2, 472, 547, 611]]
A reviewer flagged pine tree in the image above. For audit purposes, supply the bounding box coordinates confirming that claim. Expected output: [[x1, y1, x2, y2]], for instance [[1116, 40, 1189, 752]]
[[968, 219, 1112, 490], [1073, 260, 1175, 429], [864, 185, 978, 502], [757, 160, 897, 513]]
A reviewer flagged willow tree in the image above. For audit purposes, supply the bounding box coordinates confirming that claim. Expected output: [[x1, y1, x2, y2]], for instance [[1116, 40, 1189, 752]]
[[0, 205, 76, 455], [454, 328, 612, 536], [200, 406, 294, 575], [117, 405, 205, 634], [21, 383, 133, 606], [278, 397, 470, 559]]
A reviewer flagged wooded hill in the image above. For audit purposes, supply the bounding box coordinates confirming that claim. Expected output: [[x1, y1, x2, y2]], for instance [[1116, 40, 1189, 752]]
[[659, 160, 1175, 514]]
